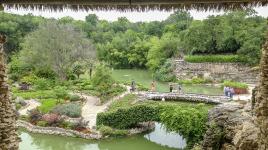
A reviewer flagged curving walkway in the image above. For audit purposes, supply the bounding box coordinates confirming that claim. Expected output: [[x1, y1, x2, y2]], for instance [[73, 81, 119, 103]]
[[18, 99, 41, 116], [81, 86, 131, 129]]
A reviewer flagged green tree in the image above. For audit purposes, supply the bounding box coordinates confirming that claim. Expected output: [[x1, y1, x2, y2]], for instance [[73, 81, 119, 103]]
[[18, 21, 96, 80]]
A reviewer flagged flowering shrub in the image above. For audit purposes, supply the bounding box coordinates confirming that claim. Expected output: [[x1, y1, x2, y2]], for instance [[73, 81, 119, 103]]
[[42, 113, 61, 125]]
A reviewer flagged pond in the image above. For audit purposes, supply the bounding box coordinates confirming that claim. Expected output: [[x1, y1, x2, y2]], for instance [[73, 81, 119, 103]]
[[19, 123, 186, 150], [111, 69, 223, 95]]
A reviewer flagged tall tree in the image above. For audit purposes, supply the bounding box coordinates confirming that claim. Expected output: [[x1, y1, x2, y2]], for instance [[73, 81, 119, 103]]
[[18, 21, 96, 80], [0, 34, 19, 149]]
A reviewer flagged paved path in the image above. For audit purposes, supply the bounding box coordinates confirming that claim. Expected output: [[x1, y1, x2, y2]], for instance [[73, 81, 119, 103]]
[[81, 86, 131, 129], [18, 99, 41, 116]]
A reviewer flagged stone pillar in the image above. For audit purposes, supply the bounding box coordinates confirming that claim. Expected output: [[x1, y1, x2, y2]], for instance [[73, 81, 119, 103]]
[[255, 19, 268, 150], [0, 34, 19, 150]]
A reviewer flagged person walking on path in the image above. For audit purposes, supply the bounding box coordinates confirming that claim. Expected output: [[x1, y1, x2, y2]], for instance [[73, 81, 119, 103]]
[[224, 86, 228, 96], [151, 80, 156, 92], [230, 87, 235, 99], [131, 79, 136, 92]]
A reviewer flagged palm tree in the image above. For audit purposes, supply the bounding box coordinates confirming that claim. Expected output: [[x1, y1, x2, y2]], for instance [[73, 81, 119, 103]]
[[0, 35, 19, 150], [255, 26, 268, 149]]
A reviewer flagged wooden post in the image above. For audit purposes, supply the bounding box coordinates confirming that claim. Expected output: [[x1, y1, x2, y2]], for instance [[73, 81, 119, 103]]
[[0, 34, 19, 150], [255, 18, 268, 149]]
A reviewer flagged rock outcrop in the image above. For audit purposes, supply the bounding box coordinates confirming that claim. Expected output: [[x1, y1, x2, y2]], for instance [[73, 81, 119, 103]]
[[0, 35, 19, 149], [202, 101, 259, 150]]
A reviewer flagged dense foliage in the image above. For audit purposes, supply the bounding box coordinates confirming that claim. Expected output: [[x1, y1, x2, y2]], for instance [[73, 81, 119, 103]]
[[223, 80, 248, 89], [52, 103, 82, 118], [97, 105, 160, 129], [184, 55, 246, 63], [154, 59, 177, 82], [3, 9, 265, 73], [15, 21, 95, 80], [97, 99, 211, 148]]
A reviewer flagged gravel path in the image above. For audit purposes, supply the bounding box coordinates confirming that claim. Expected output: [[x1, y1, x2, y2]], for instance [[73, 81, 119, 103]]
[[18, 99, 41, 116], [81, 86, 131, 129]]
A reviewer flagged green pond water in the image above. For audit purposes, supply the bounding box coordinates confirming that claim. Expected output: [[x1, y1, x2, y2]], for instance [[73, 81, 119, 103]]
[[19, 123, 186, 150], [111, 69, 223, 95]]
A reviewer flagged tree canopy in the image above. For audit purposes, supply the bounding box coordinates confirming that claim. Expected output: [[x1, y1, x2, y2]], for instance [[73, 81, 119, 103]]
[[17, 21, 96, 80], [2, 9, 266, 76]]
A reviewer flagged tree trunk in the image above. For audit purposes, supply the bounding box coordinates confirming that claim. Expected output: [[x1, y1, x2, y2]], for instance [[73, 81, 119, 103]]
[[0, 34, 19, 150], [255, 19, 268, 150]]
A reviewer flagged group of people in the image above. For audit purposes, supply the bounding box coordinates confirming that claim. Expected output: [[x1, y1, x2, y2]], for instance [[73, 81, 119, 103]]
[[169, 83, 182, 93], [224, 86, 235, 98], [130, 79, 184, 93], [130, 79, 157, 92]]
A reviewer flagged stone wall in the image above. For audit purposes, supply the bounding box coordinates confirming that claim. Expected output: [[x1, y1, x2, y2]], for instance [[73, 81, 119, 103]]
[[17, 120, 102, 139], [0, 35, 19, 150], [17, 120, 154, 138], [174, 60, 258, 84]]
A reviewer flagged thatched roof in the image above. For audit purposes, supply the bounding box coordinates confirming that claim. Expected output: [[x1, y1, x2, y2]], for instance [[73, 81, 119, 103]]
[[2, 0, 268, 11]]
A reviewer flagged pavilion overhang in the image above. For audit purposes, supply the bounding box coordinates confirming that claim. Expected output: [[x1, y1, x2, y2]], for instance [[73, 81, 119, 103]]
[[2, 0, 268, 11]]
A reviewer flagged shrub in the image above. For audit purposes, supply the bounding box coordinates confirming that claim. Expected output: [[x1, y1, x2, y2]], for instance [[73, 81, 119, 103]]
[[35, 67, 57, 80], [38, 99, 59, 113], [42, 113, 61, 126], [69, 94, 81, 102], [184, 55, 246, 63], [72, 119, 89, 131], [20, 74, 38, 85], [91, 63, 114, 88], [36, 120, 48, 127], [52, 103, 81, 118], [33, 78, 53, 90], [54, 86, 69, 100], [159, 104, 209, 147], [59, 121, 75, 129], [223, 80, 248, 89], [19, 115, 29, 121], [97, 105, 160, 129], [97, 102, 210, 149], [8, 54, 32, 81], [16, 103, 22, 110], [98, 125, 128, 137], [154, 59, 177, 82], [82, 85, 94, 90], [177, 77, 212, 84], [28, 109, 42, 124], [13, 90, 56, 100], [72, 64, 85, 79]]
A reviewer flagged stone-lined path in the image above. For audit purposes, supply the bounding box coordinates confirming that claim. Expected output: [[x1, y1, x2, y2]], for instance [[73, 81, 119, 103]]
[[81, 86, 131, 129], [18, 99, 41, 116]]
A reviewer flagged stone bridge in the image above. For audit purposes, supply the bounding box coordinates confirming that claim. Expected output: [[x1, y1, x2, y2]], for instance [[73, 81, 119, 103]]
[[139, 92, 231, 104]]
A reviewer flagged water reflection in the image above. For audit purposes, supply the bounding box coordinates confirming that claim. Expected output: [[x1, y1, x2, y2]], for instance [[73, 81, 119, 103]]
[[144, 123, 186, 149], [19, 123, 185, 150]]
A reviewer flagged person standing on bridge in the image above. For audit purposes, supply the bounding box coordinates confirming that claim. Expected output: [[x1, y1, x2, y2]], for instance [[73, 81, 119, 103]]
[[169, 83, 173, 92], [151, 80, 156, 92]]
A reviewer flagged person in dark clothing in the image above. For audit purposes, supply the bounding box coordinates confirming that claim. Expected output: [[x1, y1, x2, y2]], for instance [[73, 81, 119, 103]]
[[169, 83, 173, 92], [131, 80, 136, 92]]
